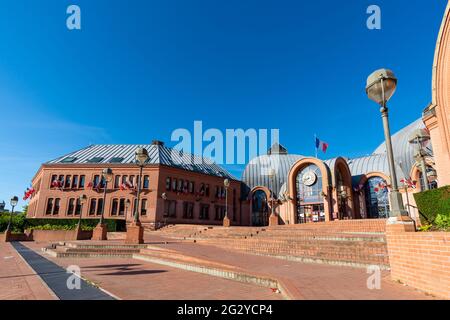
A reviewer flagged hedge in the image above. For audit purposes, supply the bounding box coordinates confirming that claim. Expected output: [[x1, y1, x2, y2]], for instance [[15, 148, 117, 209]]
[[0, 214, 118, 233], [414, 185, 450, 225]]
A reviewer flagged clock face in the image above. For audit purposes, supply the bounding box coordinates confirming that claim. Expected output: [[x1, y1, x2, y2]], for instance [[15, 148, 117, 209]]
[[302, 171, 317, 186]]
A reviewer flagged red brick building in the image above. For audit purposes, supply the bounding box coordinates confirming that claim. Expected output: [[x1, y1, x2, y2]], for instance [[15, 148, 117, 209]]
[[27, 141, 243, 229]]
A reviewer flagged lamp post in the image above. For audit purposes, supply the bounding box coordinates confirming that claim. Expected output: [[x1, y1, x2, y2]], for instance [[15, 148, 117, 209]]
[[77, 194, 87, 230], [366, 69, 408, 217], [408, 129, 431, 191], [133, 148, 149, 223], [100, 168, 113, 225], [92, 168, 112, 241], [6, 196, 18, 232], [126, 147, 148, 244], [268, 168, 279, 226], [223, 179, 230, 227]]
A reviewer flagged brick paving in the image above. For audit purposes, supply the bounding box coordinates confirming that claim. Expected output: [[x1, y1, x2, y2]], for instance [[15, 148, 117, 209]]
[[141, 233, 436, 300], [7, 236, 438, 300], [23, 242, 282, 300], [0, 242, 56, 300]]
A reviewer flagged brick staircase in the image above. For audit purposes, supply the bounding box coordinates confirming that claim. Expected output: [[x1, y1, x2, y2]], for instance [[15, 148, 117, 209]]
[[42, 242, 148, 258], [152, 220, 389, 269]]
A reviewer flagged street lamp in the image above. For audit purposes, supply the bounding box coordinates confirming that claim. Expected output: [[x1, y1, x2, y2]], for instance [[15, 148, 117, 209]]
[[408, 128, 431, 191], [6, 196, 18, 232], [125, 147, 149, 244], [224, 179, 230, 223], [366, 68, 408, 217], [99, 168, 113, 225], [77, 194, 87, 229], [267, 168, 278, 225], [133, 148, 149, 223]]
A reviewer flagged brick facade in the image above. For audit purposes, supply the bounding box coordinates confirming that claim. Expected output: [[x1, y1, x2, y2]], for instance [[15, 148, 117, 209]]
[[386, 225, 450, 299], [27, 164, 242, 229]]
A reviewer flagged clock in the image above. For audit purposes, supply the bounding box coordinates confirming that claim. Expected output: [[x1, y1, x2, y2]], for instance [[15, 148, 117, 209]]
[[302, 171, 317, 186]]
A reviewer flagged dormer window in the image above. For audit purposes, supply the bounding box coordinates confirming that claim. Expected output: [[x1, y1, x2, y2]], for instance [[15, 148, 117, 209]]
[[87, 157, 104, 163], [61, 157, 77, 163]]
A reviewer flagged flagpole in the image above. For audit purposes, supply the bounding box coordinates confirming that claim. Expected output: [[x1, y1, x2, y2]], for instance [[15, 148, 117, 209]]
[[314, 134, 318, 159]]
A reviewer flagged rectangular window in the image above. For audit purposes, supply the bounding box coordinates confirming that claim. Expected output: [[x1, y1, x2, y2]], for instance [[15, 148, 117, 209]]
[[72, 175, 79, 189], [122, 175, 128, 185], [97, 198, 104, 216], [183, 202, 194, 219], [188, 181, 194, 193], [171, 179, 177, 191], [50, 175, 57, 188], [119, 199, 126, 216], [61, 157, 77, 163], [214, 205, 225, 220], [205, 184, 210, 197], [53, 198, 60, 215], [215, 186, 220, 198], [114, 175, 121, 189], [141, 199, 147, 216], [177, 179, 183, 192], [109, 157, 124, 163], [58, 175, 64, 184], [89, 199, 97, 216], [111, 199, 118, 216], [93, 175, 100, 188], [67, 198, 75, 216], [79, 175, 85, 188], [143, 175, 149, 189], [64, 175, 71, 188], [129, 175, 135, 187], [166, 177, 171, 190], [164, 200, 177, 217], [46, 198, 54, 215], [199, 204, 209, 220], [75, 198, 82, 216], [199, 183, 205, 195]]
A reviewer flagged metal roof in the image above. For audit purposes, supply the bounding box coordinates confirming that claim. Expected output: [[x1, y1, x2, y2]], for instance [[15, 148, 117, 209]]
[[372, 118, 432, 178], [242, 152, 304, 197], [46, 144, 235, 179], [347, 153, 407, 186]]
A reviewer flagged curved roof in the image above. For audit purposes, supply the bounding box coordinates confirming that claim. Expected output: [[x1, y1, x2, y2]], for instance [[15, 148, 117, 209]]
[[242, 144, 304, 197], [347, 153, 407, 186], [46, 143, 235, 179], [372, 118, 432, 178]]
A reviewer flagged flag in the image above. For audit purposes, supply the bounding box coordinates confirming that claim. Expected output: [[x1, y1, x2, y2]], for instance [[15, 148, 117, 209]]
[[315, 137, 329, 153], [401, 178, 417, 189]]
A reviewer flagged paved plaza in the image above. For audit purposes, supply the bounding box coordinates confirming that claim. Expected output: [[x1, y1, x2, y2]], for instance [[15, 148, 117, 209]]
[[0, 233, 436, 300]]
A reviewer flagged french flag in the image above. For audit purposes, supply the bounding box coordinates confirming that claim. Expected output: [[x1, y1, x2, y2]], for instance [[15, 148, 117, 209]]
[[315, 137, 329, 153]]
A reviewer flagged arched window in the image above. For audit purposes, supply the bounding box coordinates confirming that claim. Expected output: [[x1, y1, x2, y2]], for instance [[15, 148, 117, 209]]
[[295, 164, 324, 223], [364, 176, 390, 219], [251, 190, 268, 226]]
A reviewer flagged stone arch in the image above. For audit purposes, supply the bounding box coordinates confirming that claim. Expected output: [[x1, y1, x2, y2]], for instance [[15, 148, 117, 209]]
[[248, 186, 270, 226], [357, 172, 391, 220], [331, 157, 355, 219], [287, 158, 332, 222]]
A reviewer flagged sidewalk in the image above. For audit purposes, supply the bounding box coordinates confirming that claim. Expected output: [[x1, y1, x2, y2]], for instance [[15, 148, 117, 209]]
[[0, 242, 56, 300]]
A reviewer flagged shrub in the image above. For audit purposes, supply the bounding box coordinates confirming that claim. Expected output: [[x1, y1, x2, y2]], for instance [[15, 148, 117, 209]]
[[435, 214, 450, 231], [414, 186, 450, 226], [24, 218, 117, 232]]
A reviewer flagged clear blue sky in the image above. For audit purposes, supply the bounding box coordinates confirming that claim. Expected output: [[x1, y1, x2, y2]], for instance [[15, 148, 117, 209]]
[[0, 0, 446, 209]]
